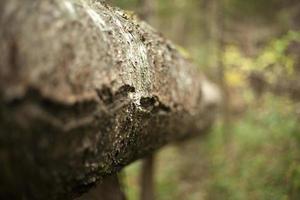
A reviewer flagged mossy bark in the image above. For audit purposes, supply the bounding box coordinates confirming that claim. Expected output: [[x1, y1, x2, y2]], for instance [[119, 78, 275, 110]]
[[0, 0, 220, 199]]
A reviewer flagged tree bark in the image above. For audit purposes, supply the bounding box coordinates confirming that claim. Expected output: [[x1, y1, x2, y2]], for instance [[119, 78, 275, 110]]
[[0, 0, 220, 199], [137, 1, 156, 199], [75, 174, 126, 200]]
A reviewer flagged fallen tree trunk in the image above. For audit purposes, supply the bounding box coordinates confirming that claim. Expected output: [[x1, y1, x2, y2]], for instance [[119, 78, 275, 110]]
[[0, 0, 220, 199], [75, 174, 126, 200]]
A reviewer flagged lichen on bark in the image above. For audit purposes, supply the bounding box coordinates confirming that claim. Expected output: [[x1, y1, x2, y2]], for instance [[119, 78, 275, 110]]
[[0, 0, 220, 199]]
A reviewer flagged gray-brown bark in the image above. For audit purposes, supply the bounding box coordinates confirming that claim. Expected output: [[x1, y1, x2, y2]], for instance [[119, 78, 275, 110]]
[[75, 174, 126, 200], [0, 0, 220, 199]]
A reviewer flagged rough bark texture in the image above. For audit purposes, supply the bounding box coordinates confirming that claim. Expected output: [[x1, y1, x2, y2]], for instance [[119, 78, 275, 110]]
[[0, 0, 220, 199], [75, 174, 126, 200]]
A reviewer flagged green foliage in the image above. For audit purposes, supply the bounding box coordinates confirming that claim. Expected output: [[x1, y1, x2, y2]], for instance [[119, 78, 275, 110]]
[[205, 94, 300, 200], [256, 31, 300, 80], [222, 31, 300, 87], [112, 0, 139, 10]]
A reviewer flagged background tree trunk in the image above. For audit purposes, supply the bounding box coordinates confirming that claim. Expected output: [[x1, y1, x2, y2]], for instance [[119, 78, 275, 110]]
[[0, 0, 220, 199], [140, 154, 155, 200], [138, 0, 155, 23]]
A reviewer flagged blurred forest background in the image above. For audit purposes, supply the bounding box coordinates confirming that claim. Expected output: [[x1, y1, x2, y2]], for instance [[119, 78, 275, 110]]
[[108, 0, 300, 199]]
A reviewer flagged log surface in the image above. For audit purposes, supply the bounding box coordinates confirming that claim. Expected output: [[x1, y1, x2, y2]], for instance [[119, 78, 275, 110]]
[[0, 0, 220, 199]]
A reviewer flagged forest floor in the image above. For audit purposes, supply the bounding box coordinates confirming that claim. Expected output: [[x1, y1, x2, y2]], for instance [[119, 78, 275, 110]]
[[122, 93, 300, 200]]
